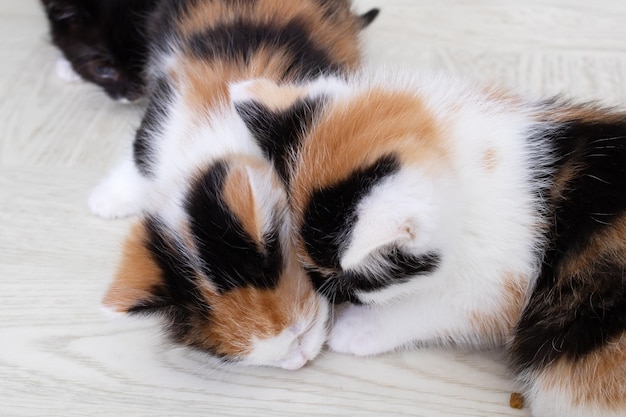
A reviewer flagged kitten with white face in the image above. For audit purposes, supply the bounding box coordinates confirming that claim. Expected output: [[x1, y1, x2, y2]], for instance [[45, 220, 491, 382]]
[[90, 0, 378, 369], [41, 0, 156, 101], [231, 74, 626, 416]]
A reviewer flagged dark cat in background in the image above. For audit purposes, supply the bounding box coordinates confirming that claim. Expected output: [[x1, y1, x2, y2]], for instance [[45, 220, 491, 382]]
[[41, 0, 157, 101]]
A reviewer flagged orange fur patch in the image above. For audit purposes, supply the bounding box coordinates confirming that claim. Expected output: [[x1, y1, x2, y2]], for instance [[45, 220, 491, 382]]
[[556, 214, 626, 284], [194, 256, 317, 357], [166, 0, 367, 139], [537, 334, 626, 411], [469, 272, 531, 345], [482, 148, 499, 171], [482, 85, 524, 109], [102, 222, 162, 312], [176, 0, 363, 73], [238, 79, 309, 112], [549, 159, 585, 203], [290, 88, 448, 224], [175, 49, 297, 116], [548, 103, 626, 125]]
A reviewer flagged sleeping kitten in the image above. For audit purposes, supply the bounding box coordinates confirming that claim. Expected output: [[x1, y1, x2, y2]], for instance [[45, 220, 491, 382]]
[[230, 74, 626, 416], [41, 0, 156, 101], [90, 0, 378, 369]]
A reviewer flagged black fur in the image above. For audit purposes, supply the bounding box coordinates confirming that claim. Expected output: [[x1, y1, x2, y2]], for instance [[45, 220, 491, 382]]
[[188, 18, 344, 81], [308, 250, 441, 304], [315, 0, 380, 28], [301, 155, 415, 301], [41, 0, 156, 100], [133, 77, 173, 177], [235, 97, 325, 184], [359, 8, 380, 28], [512, 118, 626, 372], [129, 216, 211, 343], [184, 161, 284, 292]]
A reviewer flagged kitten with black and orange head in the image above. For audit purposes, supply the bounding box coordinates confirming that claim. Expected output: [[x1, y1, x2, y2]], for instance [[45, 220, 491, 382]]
[[231, 74, 626, 416], [41, 0, 156, 101], [89, 0, 378, 368]]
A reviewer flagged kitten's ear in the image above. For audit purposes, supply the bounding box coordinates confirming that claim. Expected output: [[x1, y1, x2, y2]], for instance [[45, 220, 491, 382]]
[[341, 215, 423, 269], [340, 178, 438, 270], [359, 8, 380, 29], [230, 79, 326, 184], [221, 159, 286, 237], [102, 222, 171, 315]]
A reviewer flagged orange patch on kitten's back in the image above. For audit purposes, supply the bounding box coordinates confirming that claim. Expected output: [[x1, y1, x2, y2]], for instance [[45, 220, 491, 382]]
[[290, 88, 449, 218], [176, 0, 362, 73]]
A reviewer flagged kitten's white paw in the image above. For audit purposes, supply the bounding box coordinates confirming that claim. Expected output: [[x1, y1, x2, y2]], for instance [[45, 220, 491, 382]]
[[327, 305, 390, 356], [88, 168, 148, 219], [88, 181, 144, 219], [55, 56, 84, 83], [89, 158, 150, 219]]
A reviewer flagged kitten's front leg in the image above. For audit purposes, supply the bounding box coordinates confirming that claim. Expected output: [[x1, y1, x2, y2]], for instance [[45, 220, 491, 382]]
[[328, 303, 400, 356], [328, 296, 466, 356], [328, 292, 482, 356], [88, 153, 150, 219]]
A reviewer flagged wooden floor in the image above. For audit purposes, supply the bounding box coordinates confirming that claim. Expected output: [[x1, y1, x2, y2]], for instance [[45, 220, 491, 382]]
[[2, 1, 626, 416]]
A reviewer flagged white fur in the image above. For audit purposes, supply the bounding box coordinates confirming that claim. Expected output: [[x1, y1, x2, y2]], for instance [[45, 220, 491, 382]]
[[522, 370, 624, 417], [287, 73, 553, 354], [88, 155, 149, 219], [247, 296, 329, 370], [231, 73, 623, 414], [93, 62, 333, 368], [88, 77, 262, 218], [341, 169, 443, 272], [55, 56, 84, 83]]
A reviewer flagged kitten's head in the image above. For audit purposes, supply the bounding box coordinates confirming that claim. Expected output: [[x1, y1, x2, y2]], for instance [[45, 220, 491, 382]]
[[232, 77, 446, 305], [41, 0, 152, 101], [103, 156, 328, 369]]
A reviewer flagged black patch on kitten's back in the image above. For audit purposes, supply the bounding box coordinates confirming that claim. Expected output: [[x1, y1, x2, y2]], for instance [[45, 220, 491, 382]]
[[235, 97, 325, 184], [512, 117, 626, 372], [188, 18, 344, 81], [184, 161, 284, 293]]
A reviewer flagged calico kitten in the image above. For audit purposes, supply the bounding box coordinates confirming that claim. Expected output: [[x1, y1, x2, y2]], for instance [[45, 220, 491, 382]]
[[41, 0, 156, 101], [90, 0, 378, 369], [231, 74, 626, 416]]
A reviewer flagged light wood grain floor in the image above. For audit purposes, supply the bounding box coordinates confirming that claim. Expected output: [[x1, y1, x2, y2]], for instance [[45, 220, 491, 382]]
[[2, 1, 625, 416]]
